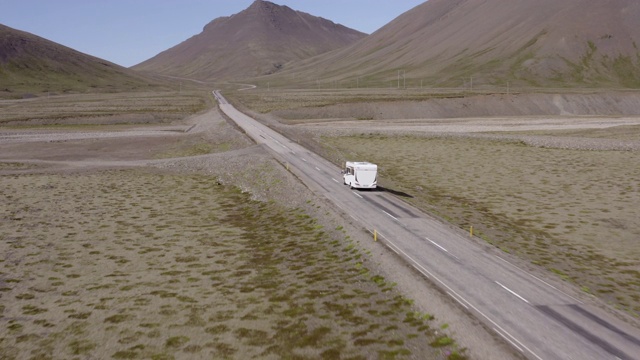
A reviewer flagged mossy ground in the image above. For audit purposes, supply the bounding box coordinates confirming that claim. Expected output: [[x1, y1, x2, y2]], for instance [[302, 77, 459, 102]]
[[0, 170, 464, 359]]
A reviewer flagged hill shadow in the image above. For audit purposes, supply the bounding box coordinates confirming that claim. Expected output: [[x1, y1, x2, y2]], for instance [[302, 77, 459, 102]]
[[377, 186, 413, 198]]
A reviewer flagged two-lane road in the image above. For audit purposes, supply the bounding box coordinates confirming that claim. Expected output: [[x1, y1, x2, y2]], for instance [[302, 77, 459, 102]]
[[215, 91, 640, 360]]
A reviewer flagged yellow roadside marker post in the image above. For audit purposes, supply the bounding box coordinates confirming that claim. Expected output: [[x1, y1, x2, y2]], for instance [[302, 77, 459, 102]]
[[374, 230, 377, 242], [470, 226, 474, 237]]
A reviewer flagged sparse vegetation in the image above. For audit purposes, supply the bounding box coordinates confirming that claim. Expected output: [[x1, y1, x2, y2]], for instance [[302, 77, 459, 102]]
[[0, 170, 465, 359], [228, 88, 471, 115], [321, 133, 640, 316], [0, 91, 210, 125]]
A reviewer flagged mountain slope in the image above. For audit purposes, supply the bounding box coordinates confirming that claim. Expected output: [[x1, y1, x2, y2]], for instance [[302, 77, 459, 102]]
[[0, 24, 160, 98], [269, 0, 640, 88], [133, 0, 366, 81]]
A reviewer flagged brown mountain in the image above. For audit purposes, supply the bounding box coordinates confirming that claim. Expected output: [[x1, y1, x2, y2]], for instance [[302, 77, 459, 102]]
[[0, 24, 160, 98], [270, 0, 640, 88], [133, 0, 366, 81]]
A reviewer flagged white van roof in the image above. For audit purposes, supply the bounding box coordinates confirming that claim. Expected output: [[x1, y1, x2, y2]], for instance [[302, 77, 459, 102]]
[[347, 161, 376, 166]]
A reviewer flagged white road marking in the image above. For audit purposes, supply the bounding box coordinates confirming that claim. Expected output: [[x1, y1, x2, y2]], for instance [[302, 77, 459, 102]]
[[273, 139, 289, 150], [370, 230, 399, 253], [447, 292, 469, 309], [352, 192, 363, 199], [426, 237, 459, 260], [315, 167, 321, 171], [375, 233, 542, 360], [413, 264, 428, 277], [382, 211, 398, 221], [332, 178, 339, 183], [301, 158, 307, 162], [427, 238, 448, 253], [495, 281, 530, 304], [495, 255, 583, 304], [494, 328, 524, 353]]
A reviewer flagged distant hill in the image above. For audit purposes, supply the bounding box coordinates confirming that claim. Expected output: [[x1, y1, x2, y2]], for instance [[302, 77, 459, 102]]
[[133, 0, 366, 81], [267, 0, 640, 89], [0, 24, 162, 98]]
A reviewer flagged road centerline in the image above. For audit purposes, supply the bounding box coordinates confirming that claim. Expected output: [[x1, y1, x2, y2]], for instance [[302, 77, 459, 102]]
[[496, 281, 530, 304]]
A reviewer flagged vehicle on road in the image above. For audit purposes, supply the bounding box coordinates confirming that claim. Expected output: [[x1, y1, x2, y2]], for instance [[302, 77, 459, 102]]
[[343, 161, 377, 189]]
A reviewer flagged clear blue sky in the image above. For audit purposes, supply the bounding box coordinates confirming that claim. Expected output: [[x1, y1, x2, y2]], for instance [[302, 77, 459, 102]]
[[0, 0, 426, 68]]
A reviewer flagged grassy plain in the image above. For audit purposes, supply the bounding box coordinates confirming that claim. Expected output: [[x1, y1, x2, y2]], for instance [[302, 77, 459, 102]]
[[0, 170, 465, 359], [0, 91, 468, 359], [321, 133, 640, 316], [228, 88, 471, 114], [0, 91, 210, 126], [227, 88, 640, 318]]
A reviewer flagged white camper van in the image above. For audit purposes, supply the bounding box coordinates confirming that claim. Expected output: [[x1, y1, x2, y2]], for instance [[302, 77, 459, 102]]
[[343, 161, 377, 189]]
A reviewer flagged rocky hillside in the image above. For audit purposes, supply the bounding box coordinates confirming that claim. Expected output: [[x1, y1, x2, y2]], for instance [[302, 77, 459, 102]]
[[133, 0, 366, 81], [0, 24, 161, 99], [269, 0, 640, 89]]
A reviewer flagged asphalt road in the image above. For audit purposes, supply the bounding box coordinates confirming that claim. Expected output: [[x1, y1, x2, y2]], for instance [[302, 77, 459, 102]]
[[215, 91, 640, 360]]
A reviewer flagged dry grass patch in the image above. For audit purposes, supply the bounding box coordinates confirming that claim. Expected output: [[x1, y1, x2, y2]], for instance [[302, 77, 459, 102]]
[[498, 124, 640, 141], [0, 169, 464, 359], [228, 88, 468, 115], [0, 91, 209, 126]]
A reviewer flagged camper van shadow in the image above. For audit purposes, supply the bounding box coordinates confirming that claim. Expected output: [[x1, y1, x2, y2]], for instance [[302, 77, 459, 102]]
[[377, 186, 413, 198]]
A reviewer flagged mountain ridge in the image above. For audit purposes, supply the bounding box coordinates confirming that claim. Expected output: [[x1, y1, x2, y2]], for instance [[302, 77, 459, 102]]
[[264, 0, 640, 88], [0, 24, 162, 98], [133, 0, 366, 81]]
